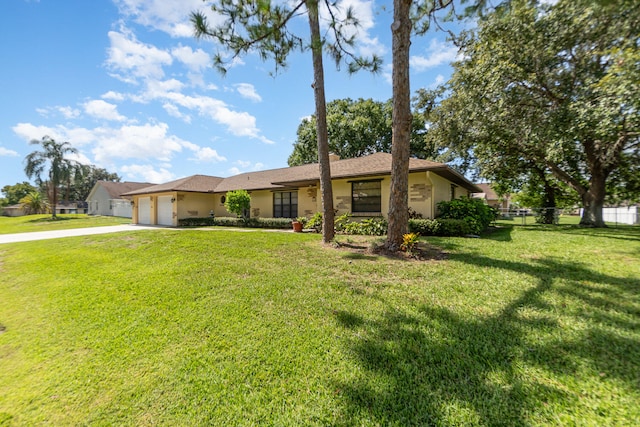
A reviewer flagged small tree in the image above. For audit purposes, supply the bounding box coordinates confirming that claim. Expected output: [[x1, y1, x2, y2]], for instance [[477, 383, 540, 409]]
[[19, 191, 49, 215], [224, 190, 251, 222]]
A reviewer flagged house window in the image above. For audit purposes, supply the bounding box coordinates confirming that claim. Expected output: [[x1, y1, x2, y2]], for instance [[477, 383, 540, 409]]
[[451, 184, 457, 200], [274, 191, 298, 218], [352, 180, 382, 213]]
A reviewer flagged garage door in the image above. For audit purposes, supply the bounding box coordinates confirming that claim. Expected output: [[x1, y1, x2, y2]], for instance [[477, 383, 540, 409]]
[[157, 196, 174, 226], [138, 197, 151, 224]]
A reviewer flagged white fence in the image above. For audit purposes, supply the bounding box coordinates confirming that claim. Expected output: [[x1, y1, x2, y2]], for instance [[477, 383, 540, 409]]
[[580, 206, 639, 225], [498, 207, 639, 225]]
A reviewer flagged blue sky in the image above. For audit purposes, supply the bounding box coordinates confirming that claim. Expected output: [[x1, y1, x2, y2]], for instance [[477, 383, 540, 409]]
[[0, 0, 463, 188]]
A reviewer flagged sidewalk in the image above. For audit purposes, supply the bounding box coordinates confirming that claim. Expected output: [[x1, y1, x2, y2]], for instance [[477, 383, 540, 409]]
[[0, 224, 167, 244]]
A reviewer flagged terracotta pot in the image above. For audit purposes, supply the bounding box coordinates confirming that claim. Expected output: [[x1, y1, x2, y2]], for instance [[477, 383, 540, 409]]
[[292, 221, 303, 232]]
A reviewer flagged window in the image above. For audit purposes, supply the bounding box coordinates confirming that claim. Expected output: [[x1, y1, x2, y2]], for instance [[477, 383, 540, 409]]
[[451, 184, 457, 200], [352, 180, 382, 213], [274, 191, 298, 218]]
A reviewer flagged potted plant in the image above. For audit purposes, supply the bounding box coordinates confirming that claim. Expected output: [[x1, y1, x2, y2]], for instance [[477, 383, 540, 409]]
[[292, 216, 307, 232]]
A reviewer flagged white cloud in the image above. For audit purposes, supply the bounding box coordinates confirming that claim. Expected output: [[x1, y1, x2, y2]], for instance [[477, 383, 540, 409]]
[[162, 103, 191, 123], [432, 74, 446, 87], [35, 106, 81, 119], [91, 123, 185, 163], [102, 91, 126, 101], [112, 0, 220, 38], [106, 28, 173, 83], [172, 45, 211, 72], [235, 83, 262, 102], [0, 146, 19, 157], [120, 163, 175, 183], [179, 140, 226, 163], [12, 123, 61, 142], [84, 100, 126, 122], [411, 38, 459, 72]]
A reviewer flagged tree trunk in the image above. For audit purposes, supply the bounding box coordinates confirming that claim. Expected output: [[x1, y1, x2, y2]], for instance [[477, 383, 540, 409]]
[[307, 0, 335, 243], [51, 182, 58, 219], [385, 0, 412, 251], [579, 171, 607, 227]]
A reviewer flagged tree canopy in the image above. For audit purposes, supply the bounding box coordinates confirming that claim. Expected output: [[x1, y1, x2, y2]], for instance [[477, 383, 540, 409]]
[[1, 182, 37, 206], [425, 0, 640, 227], [288, 98, 437, 166]]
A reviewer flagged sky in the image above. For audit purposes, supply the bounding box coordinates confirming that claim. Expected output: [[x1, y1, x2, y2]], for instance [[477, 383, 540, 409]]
[[0, 0, 465, 189]]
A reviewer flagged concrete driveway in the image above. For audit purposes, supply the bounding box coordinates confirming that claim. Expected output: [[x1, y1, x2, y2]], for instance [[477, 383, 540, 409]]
[[0, 224, 167, 244]]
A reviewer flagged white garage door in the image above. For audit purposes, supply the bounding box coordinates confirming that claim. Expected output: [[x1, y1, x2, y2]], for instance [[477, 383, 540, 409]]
[[138, 197, 151, 224], [157, 196, 174, 226]]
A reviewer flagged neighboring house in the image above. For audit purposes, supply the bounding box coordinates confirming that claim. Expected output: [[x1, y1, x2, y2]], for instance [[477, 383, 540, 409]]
[[472, 183, 511, 211], [124, 153, 481, 227], [53, 201, 87, 215], [87, 181, 155, 218], [1, 204, 27, 217]]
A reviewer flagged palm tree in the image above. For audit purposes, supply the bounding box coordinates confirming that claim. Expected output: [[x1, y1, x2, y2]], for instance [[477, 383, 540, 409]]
[[24, 136, 78, 219], [19, 191, 49, 215]]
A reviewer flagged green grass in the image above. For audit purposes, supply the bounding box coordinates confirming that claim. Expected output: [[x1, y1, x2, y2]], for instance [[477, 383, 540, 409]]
[[0, 214, 130, 234], [0, 224, 638, 425]]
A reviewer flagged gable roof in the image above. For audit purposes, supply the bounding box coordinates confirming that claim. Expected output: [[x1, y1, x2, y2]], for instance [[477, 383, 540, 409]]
[[123, 153, 480, 196], [473, 183, 500, 200], [123, 174, 224, 196], [92, 181, 156, 200]]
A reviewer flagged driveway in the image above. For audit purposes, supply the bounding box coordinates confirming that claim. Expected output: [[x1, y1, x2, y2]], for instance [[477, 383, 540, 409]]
[[0, 224, 168, 244]]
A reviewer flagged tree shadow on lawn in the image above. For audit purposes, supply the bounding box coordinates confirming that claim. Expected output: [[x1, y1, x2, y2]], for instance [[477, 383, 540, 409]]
[[333, 253, 640, 425]]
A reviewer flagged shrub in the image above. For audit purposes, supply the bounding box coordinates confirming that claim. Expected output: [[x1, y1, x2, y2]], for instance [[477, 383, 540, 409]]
[[224, 190, 251, 221], [409, 219, 441, 235], [436, 197, 497, 234], [342, 217, 388, 236], [401, 232, 420, 253], [334, 213, 352, 232], [437, 218, 472, 236], [306, 212, 323, 232], [178, 217, 216, 227]]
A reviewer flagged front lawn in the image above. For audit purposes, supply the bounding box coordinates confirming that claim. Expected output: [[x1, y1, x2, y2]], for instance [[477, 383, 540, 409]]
[[0, 214, 131, 234], [0, 225, 638, 425]]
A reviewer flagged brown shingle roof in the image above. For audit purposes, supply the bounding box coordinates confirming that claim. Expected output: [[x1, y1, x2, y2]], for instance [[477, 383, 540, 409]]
[[122, 175, 224, 196], [123, 153, 480, 196], [96, 181, 156, 199], [474, 183, 499, 200]]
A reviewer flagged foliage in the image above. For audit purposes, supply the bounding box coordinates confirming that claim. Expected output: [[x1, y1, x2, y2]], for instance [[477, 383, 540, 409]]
[[400, 232, 420, 253], [426, 0, 640, 227], [306, 211, 323, 233], [178, 216, 293, 229], [19, 191, 49, 215], [288, 98, 436, 166], [408, 218, 472, 237], [437, 197, 496, 234], [334, 212, 352, 233], [295, 216, 308, 227], [341, 217, 388, 236], [409, 218, 441, 235], [65, 165, 121, 202], [435, 218, 473, 236], [23, 136, 79, 219], [224, 190, 251, 220], [1, 182, 37, 206]]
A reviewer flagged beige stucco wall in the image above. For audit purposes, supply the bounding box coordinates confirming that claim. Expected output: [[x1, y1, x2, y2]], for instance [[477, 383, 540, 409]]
[[408, 172, 433, 218], [176, 192, 217, 222]]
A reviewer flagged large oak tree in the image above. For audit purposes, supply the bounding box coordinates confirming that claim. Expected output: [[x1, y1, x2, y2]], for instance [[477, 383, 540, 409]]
[[426, 0, 640, 227]]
